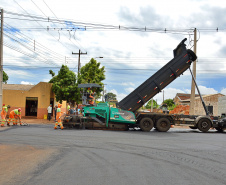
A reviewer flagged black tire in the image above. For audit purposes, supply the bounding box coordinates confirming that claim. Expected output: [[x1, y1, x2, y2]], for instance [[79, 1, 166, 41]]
[[156, 118, 171, 132], [189, 126, 198, 129], [215, 127, 224, 132], [197, 118, 211, 132], [139, 117, 153, 132], [187, 49, 197, 61]]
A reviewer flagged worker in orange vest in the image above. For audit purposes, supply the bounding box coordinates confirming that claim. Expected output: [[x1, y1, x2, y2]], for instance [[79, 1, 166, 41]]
[[87, 88, 95, 105], [8, 108, 22, 126], [88, 93, 95, 105], [54, 104, 64, 130], [1, 104, 8, 127]]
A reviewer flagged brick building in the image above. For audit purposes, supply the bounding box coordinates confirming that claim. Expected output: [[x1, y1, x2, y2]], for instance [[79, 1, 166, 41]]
[[217, 96, 226, 117], [173, 93, 225, 116], [173, 93, 199, 105]]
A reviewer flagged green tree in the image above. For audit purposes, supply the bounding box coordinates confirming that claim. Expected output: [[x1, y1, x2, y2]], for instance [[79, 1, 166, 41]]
[[105, 92, 117, 101], [163, 99, 174, 107], [145, 99, 158, 109], [3, 71, 9, 84], [49, 65, 79, 105], [79, 58, 105, 97]]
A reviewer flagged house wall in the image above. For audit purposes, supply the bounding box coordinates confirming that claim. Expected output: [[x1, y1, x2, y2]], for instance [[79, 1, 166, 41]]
[[218, 96, 226, 117], [194, 94, 224, 116], [3, 82, 67, 119], [174, 96, 180, 105], [3, 89, 27, 116]]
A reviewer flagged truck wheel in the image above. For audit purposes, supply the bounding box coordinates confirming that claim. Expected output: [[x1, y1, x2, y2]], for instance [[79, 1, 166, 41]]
[[197, 118, 211, 132], [156, 118, 171, 132], [139, 118, 153, 132]]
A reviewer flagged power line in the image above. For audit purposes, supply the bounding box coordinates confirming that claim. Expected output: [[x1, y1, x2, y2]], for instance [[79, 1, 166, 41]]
[[42, 0, 86, 52], [3, 41, 58, 66], [3, 32, 59, 66], [11, 0, 79, 55], [3, 22, 77, 65], [5, 10, 226, 33]]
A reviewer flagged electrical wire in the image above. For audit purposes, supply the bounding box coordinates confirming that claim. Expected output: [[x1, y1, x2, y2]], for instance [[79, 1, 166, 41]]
[[3, 23, 77, 65], [4, 32, 59, 66], [5, 10, 226, 33], [4, 22, 68, 59], [42, 0, 86, 52], [11, 0, 79, 55]]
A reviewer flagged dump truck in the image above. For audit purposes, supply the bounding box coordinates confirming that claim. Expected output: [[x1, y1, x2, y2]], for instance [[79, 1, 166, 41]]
[[63, 38, 226, 132]]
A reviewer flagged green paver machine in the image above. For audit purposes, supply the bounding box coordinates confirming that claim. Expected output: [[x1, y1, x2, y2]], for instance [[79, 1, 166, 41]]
[[63, 83, 136, 130]]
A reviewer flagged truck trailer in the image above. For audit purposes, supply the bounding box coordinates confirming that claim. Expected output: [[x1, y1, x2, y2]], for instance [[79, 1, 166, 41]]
[[63, 38, 226, 132]]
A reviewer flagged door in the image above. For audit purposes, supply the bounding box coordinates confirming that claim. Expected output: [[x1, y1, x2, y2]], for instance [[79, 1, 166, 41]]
[[26, 97, 38, 116]]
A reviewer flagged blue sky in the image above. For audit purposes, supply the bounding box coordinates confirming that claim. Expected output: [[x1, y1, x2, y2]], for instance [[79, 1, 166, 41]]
[[1, 0, 226, 104]]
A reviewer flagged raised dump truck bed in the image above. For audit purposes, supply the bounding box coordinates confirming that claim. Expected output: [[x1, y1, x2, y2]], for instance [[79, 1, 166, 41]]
[[118, 38, 197, 112]]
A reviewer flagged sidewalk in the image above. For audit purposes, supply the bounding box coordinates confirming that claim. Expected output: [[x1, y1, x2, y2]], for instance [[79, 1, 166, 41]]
[[22, 117, 55, 125], [0, 117, 55, 130]]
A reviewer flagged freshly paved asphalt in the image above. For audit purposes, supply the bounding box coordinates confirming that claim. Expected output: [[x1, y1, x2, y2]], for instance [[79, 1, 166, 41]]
[[0, 124, 225, 185]]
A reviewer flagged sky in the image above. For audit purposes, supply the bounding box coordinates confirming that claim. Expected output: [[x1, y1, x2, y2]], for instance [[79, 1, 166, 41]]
[[1, 0, 226, 104]]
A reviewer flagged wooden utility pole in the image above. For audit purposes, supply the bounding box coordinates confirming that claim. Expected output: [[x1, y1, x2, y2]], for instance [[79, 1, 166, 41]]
[[72, 49, 87, 73], [189, 28, 197, 115], [102, 84, 107, 102], [0, 9, 3, 111], [151, 98, 153, 112], [163, 90, 164, 103]]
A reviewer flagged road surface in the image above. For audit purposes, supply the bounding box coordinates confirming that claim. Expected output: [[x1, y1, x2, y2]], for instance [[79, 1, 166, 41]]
[[0, 124, 225, 185]]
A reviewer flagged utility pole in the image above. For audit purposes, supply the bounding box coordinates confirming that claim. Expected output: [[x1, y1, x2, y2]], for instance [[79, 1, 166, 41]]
[[163, 90, 164, 103], [102, 84, 107, 102], [189, 28, 197, 115], [151, 98, 153, 112], [0, 9, 3, 111], [72, 49, 87, 73]]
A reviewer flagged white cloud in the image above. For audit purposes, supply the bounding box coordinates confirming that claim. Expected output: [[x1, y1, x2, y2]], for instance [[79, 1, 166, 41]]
[[220, 88, 226, 95], [185, 86, 219, 95], [121, 82, 135, 86], [20, 81, 34, 85], [109, 89, 127, 101], [125, 87, 135, 93], [198, 85, 218, 95]]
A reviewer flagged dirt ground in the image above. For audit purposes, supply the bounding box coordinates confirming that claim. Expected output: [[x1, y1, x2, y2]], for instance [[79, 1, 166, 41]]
[[0, 118, 57, 184], [0, 144, 55, 185]]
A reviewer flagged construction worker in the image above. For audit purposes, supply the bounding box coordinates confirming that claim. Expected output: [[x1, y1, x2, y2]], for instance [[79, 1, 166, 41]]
[[88, 93, 95, 105], [54, 104, 64, 130], [1, 104, 8, 127], [8, 108, 22, 126], [67, 104, 70, 114], [87, 88, 95, 105]]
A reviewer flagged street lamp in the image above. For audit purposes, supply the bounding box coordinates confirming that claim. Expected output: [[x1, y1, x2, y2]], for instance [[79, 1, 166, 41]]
[[94, 57, 103, 59]]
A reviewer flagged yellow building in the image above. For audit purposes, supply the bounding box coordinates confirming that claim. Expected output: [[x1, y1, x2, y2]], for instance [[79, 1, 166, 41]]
[[3, 82, 66, 119]]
